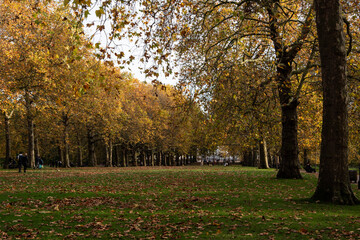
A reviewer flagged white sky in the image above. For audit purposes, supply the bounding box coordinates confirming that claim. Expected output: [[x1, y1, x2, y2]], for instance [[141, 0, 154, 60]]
[[83, 6, 178, 86]]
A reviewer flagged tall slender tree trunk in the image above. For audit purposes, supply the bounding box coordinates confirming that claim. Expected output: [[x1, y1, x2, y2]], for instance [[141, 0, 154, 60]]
[[25, 90, 35, 168], [151, 150, 155, 166], [63, 114, 70, 168], [105, 139, 113, 167], [259, 138, 269, 169], [122, 148, 127, 167], [311, 0, 358, 205], [3, 111, 12, 169], [158, 151, 162, 166], [87, 128, 96, 167], [134, 150, 138, 166], [58, 145, 64, 167], [109, 140, 113, 167], [34, 124, 40, 159], [77, 134, 83, 167]]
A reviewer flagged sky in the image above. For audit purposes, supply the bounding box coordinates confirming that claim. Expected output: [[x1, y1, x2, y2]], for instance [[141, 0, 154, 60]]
[[83, 5, 178, 86]]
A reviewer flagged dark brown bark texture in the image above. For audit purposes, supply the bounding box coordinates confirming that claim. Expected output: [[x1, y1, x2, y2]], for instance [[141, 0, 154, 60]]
[[267, 3, 313, 179], [276, 100, 302, 179], [311, 0, 359, 205]]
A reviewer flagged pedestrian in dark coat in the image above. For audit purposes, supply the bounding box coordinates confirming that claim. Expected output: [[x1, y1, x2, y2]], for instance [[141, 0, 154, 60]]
[[17, 153, 28, 173]]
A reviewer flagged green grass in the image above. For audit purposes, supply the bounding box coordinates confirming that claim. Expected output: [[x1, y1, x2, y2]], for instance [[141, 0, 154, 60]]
[[1, 166, 360, 239]]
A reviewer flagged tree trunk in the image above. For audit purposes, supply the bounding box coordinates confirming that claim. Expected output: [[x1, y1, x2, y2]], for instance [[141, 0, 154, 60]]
[[311, 0, 359, 205], [87, 128, 96, 167], [58, 145, 64, 167], [105, 140, 113, 167], [158, 151, 162, 166], [115, 145, 120, 167], [3, 112, 11, 169], [252, 147, 258, 167], [105, 144, 110, 167], [25, 90, 35, 168], [77, 134, 83, 167], [266, 3, 313, 179], [34, 124, 40, 159], [142, 151, 147, 166], [303, 148, 310, 166], [259, 138, 269, 169], [276, 101, 302, 179], [122, 148, 127, 167], [63, 114, 70, 168], [151, 150, 155, 166], [134, 150, 138, 166]]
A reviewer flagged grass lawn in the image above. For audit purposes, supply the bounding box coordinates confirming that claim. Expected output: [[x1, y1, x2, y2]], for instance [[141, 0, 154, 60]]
[[1, 166, 360, 239]]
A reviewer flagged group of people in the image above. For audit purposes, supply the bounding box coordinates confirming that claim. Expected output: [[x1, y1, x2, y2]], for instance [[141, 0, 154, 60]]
[[16, 153, 44, 173]]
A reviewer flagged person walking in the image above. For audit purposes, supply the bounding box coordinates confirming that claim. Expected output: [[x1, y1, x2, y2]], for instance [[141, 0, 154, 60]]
[[17, 152, 28, 173]]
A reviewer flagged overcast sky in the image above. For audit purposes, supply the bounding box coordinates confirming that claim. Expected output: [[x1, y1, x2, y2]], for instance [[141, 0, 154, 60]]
[[83, 6, 178, 86]]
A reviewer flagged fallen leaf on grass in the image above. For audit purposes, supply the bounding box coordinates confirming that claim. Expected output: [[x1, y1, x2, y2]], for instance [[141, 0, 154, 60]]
[[38, 211, 52, 214], [53, 204, 59, 211]]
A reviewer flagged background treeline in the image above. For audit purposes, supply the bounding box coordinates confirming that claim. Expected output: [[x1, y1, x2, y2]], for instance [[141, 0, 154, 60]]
[[0, 0, 205, 168], [1, 0, 360, 170]]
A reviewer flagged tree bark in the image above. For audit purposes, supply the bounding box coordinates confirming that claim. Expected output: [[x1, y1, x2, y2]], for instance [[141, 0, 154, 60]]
[[34, 124, 40, 159], [266, 3, 313, 179], [122, 148, 127, 167], [105, 140, 113, 167], [151, 150, 155, 166], [87, 128, 96, 167], [259, 138, 269, 169], [3, 111, 12, 169], [77, 134, 83, 167], [63, 114, 70, 168], [25, 90, 35, 168], [311, 0, 359, 205], [276, 101, 302, 178], [303, 148, 310, 166], [58, 145, 64, 167]]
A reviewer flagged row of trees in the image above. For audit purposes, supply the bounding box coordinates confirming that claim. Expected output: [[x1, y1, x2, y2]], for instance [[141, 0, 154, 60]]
[[2, 0, 360, 204], [73, 0, 360, 204], [0, 0, 206, 169]]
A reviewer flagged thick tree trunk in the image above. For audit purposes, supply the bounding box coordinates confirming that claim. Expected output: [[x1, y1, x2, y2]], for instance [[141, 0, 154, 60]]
[[277, 101, 302, 179], [311, 0, 358, 205], [267, 3, 313, 179], [259, 138, 269, 169], [303, 148, 310, 166]]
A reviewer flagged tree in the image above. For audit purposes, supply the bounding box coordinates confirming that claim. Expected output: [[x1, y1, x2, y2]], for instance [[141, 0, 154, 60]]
[[311, 0, 359, 205], [83, 0, 317, 178]]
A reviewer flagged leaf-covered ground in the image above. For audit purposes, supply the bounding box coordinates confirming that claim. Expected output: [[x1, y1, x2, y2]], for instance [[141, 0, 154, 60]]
[[1, 166, 360, 239]]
